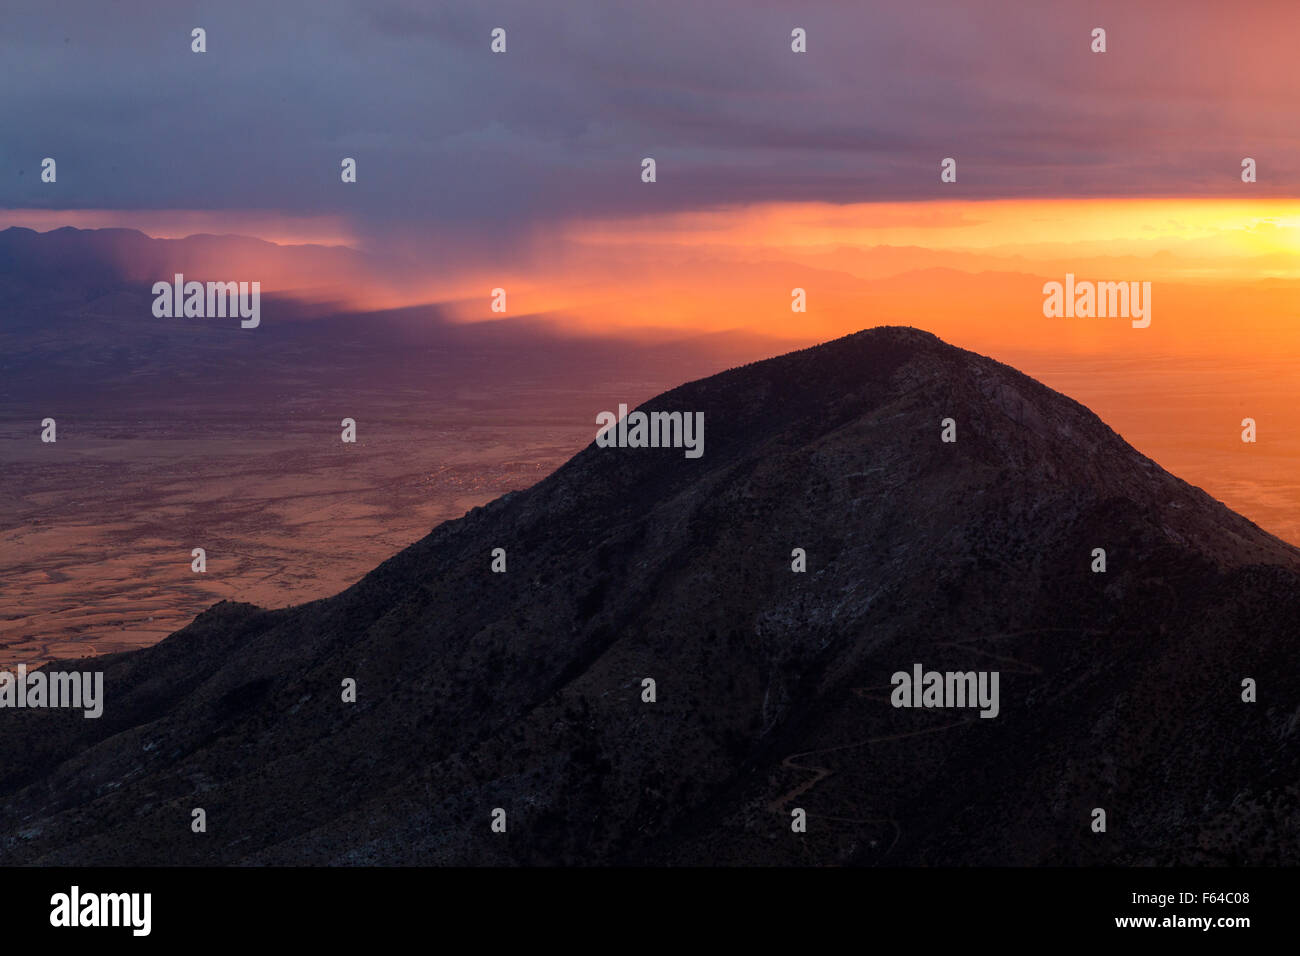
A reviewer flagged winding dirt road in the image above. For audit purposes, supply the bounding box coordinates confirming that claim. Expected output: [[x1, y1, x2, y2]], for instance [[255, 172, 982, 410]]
[[766, 629, 1060, 858]]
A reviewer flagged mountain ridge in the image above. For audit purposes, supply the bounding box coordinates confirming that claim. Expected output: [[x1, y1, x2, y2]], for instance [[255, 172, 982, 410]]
[[2, 325, 1297, 866]]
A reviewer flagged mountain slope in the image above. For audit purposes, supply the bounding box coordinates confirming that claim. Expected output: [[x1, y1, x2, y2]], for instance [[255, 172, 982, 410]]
[[3, 326, 1298, 866]]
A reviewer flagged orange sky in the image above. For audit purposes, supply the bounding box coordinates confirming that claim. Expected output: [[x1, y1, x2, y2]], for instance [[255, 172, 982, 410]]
[[496, 198, 1300, 350], [429, 196, 1300, 544], [8, 197, 1296, 364]]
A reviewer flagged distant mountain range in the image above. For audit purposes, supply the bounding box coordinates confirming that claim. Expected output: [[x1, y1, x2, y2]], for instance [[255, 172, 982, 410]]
[[0, 225, 366, 299], [0, 226, 796, 403], [2, 326, 1297, 865]]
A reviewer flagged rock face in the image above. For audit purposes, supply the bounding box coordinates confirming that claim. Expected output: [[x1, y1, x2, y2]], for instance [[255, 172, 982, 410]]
[[3, 326, 1298, 866]]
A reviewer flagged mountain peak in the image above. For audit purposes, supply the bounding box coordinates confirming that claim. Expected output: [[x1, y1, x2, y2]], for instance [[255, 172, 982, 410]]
[[2, 330, 1297, 867]]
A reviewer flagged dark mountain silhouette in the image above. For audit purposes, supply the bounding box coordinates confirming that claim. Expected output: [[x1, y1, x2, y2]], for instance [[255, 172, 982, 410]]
[[0, 226, 366, 298], [2, 326, 1297, 866]]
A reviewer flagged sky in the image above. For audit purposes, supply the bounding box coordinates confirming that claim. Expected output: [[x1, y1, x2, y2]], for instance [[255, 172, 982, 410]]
[[2, 0, 1299, 540], [3, 0, 1299, 238], [2, 0, 1297, 330]]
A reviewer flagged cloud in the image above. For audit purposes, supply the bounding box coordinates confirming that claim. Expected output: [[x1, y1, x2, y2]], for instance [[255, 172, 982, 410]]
[[1, 0, 1297, 255]]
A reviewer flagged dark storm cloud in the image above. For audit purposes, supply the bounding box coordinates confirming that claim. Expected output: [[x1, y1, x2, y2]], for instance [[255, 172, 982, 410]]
[[1, 0, 1297, 242]]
